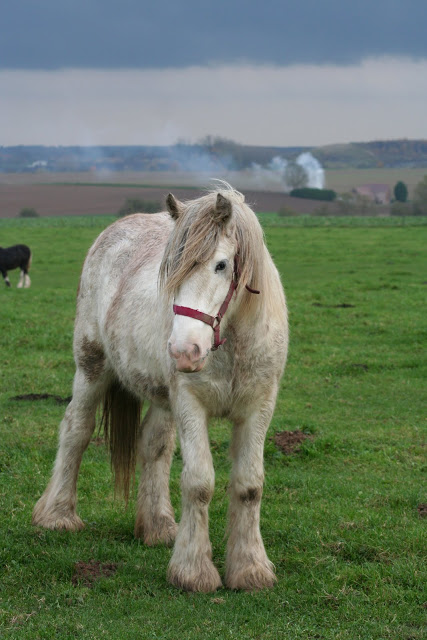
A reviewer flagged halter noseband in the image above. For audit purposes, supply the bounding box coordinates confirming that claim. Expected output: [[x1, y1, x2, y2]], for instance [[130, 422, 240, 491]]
[[172, 256, 260, 351]]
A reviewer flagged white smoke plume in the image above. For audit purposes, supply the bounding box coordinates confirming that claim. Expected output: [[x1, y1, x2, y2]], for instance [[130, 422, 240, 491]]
[[295, 152, 325, 189], [250, 151, 325, 192], [250, 156, 288, 190]]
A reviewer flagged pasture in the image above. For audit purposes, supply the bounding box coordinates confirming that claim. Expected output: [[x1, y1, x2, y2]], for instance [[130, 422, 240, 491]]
[[0, 214, 426, 639]]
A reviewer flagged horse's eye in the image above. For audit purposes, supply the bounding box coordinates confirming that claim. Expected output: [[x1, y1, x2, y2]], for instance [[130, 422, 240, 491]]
[[215, 260, 227, 273]]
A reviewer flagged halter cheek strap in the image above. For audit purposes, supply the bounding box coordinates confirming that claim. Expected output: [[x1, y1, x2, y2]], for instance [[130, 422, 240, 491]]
[[172, 256, 260, 351]]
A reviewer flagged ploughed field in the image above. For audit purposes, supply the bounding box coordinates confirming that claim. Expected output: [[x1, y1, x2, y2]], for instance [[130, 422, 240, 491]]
[[0, 180, 331, 217], [1, 167, 426, 218]]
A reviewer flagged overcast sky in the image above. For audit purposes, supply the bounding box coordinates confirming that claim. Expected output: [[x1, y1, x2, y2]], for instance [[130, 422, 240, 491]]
[[1, 1, 427, 147]]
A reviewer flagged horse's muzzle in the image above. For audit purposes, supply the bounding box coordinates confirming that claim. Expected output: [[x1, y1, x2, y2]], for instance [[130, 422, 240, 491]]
[[168, 341, 207, 373]]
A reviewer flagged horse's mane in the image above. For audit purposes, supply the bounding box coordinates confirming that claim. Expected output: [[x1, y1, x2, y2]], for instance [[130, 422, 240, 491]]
[[159, 184, 269, 315]]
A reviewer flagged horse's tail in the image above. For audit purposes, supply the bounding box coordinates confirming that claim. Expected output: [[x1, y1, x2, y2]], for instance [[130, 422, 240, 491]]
[[26, 249, 32, 271], [101, 380, 142, 503]]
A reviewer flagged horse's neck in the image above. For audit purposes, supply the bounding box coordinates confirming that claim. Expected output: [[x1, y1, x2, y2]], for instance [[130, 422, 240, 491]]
[[230, 289, 266, 337], [231, 259, 286, 338]]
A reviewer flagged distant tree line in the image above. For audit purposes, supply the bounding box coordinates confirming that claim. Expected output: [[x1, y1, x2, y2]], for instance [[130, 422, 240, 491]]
[[290, 188, 337, 201], [3, 138, 427, 174]]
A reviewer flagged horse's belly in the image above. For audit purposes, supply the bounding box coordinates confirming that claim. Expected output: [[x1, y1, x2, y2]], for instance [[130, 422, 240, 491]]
[[124, 369, 170, 408]]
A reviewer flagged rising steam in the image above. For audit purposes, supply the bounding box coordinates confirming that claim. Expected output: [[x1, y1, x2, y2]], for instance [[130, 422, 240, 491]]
[[296, 152, 325, 189], [251, 152, 325, 192]]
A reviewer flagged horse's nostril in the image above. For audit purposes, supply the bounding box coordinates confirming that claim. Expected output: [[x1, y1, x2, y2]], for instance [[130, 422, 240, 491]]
[[168, 341, 202, 363]]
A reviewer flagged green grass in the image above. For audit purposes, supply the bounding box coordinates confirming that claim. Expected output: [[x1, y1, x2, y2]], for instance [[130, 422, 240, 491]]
[[260, 214, 427, 228], [0, 215, 426, 639]]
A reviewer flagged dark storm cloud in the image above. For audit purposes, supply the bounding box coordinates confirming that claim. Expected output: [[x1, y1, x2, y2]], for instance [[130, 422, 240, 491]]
[[2, 0, 427, 70]]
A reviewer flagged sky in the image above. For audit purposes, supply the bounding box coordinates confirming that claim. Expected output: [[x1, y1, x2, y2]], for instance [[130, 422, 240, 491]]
[[1, 0, 427, 147]]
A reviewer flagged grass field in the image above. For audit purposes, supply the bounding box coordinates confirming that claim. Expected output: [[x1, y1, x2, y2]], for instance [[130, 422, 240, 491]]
[[0, 214, 426, 639]]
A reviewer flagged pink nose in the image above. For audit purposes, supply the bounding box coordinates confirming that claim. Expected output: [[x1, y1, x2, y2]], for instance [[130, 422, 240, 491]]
[[168, 342, 205, 372]]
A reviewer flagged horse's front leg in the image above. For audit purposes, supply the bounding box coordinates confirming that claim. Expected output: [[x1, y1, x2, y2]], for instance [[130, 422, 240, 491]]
[[168, 392, 222, 592], [226, 389, 278, 590], [1, 270, 11, 287]]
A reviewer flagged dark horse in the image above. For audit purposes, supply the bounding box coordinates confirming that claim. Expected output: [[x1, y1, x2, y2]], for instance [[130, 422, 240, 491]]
[[0, 244, 32, 288]]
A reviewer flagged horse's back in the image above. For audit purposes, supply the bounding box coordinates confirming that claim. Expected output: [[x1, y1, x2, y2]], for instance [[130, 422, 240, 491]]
[[0, 244, 31, 269], [75, 213, 173, 371], [87, 213, 170, 268]]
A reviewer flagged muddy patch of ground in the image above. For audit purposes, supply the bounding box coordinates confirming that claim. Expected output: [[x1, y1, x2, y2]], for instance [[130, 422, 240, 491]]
[[11, 393, 72, 404], [312, 302, 355, 308], [72, 561, 118, 588], [273, 429, 314, 455]]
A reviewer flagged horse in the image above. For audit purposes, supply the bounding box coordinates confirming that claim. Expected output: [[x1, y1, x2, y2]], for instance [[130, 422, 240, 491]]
[[32, 185, 289, 592], [0, 244, 32, 288]]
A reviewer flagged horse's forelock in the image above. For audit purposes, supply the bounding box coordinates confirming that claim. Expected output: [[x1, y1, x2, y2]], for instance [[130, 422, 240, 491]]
[[159, 188, 264, 303], [159, 196, 222, 294]]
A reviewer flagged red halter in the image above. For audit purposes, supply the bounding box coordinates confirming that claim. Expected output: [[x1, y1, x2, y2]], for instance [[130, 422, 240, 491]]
[[172, 256, 260, 351]]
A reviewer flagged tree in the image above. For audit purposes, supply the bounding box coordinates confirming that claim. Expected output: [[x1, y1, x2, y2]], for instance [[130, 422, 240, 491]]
[[413, 174, 427, 215], [393, 181, 408, 202], [284, 162, 308, 191], [19, 207, 39, 217]]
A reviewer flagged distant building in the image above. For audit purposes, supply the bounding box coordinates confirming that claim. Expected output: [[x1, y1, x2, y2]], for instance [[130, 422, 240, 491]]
[[353, 183, 391, 204]]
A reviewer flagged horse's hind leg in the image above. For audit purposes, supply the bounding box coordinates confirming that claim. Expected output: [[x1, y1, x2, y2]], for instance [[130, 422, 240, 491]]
[[32, 368, 108, 530], [17, 257, 31, 288], [24, 254, 32, 288], [134, 405, 177, 545], [18, 269, 31, 288], [17, 270, 25, 288]]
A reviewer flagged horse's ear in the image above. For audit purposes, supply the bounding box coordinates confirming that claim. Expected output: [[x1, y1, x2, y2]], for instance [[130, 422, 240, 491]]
[[166, 193, 182, 220], [213, 193, 232, 226]]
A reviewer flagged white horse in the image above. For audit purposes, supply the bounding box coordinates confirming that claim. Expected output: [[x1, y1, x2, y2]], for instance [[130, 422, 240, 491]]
[[33, 185, 288, 592]]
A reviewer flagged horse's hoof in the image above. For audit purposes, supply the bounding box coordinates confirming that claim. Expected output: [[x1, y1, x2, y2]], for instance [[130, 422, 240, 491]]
[[32, 513, 85, 531], [134, 515, 178, 546], [168, 558, 222, 592], [32, 498, 84, 531], [225, 560, 277, 591]]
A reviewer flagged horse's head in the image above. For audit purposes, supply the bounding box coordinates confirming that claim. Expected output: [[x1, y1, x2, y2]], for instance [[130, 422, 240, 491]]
[[164, 192, 238, 373]]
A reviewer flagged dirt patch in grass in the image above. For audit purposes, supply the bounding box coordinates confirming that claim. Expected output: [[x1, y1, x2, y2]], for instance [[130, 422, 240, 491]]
[[312, 302, 355, 308], [11, 393, 72, 404], [72, 561, 118, 587], [273, 430, 314, 455], [417, 504, 427, 518]]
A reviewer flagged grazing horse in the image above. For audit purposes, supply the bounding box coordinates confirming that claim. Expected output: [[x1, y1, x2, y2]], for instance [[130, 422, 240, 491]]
[[33, 186, 288, 592], [0, 244, 32, 288]]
